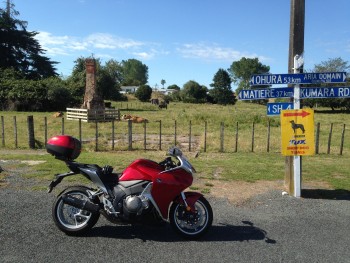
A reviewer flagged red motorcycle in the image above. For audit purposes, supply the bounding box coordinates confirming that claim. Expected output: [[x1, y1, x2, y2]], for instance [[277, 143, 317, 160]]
[[46, 135, 213, 239]]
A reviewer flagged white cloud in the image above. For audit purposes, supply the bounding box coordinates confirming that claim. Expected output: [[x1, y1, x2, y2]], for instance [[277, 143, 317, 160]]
[[177, 42, 270, 63], [35, 31, 87, 55], [35, 31, 69, 46], [85, 33, 144, 49], [132, 51, 154, 60], [35, 31, 146, 57]]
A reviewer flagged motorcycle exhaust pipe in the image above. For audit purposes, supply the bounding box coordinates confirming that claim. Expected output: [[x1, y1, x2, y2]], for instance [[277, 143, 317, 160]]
[[62, 194, 100, 214]]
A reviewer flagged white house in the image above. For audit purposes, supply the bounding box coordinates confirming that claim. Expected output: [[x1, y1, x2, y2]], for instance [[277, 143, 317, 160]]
[[155, 88, 178, 95], [120, 86, 139, 94]]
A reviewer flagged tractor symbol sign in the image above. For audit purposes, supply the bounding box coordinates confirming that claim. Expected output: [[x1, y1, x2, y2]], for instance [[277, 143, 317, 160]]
[[281, 109, 315, 156]]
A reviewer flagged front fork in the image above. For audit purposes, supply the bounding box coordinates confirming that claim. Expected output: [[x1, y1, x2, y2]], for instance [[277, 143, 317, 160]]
[[179, 191, 203, 213]]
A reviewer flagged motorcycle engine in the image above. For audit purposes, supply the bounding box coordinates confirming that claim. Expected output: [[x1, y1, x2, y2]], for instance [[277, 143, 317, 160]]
[[124, 195, 143, 214]]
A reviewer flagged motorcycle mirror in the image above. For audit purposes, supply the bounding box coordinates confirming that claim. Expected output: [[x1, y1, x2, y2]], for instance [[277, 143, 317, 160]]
[[168, 147, 182, 157]]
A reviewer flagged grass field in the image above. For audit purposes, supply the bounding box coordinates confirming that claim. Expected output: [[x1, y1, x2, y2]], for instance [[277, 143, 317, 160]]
[[0, 100, 349, 192], [1, 100, 349, 154]]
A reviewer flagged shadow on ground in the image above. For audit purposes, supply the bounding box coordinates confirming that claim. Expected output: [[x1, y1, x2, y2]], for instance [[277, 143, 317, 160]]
[[302, 189, 350, 200], [83, 220, 276, 244]]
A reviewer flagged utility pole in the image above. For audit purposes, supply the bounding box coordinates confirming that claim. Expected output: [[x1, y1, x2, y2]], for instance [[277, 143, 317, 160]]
[[6, 0, 11, 15], [285, 0, 305, 196], [288, 0, 305, 73]]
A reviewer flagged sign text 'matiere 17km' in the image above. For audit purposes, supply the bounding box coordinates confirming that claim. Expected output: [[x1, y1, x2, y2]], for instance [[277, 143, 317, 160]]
[[238, 88, 293, 100], [250, 72, 347, 85], [238, 87, 350, 100]]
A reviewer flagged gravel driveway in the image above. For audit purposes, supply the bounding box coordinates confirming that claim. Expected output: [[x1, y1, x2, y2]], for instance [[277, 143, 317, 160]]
[[0, 160, 349, 263]]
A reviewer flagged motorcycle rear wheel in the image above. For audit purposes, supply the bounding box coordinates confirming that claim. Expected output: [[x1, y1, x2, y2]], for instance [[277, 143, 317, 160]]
[[52, 186, 100, 235], [169, 196, 213, 239]]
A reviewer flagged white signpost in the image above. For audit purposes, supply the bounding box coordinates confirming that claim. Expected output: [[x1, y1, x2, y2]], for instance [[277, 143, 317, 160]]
[[293, 54, 302, 197]]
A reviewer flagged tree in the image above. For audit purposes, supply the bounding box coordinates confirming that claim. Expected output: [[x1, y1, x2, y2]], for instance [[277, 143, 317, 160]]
[[42, 77, 72, 111], [135, 84, 152, 102], [209, 68, 236, 105], [229, 57, 270, 90], [167, 84, 180, 91], [181, 80, 207, 103], [229, 57, 270, 104], [0, 3, 57, 79], [99, 59, 125, 101], [121, 59, 148, 86], [304, 57, 350, 110], [65, 57, 90, 106], [161, 79, 166, 89]]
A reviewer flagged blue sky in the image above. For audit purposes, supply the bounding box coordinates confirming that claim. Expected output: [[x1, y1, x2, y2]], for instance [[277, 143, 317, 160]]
[[12, 0, 350, 90]]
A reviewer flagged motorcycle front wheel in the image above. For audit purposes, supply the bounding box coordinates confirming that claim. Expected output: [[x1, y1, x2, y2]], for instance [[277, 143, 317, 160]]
[[52, 186, 100, 235], [169, 196, 213, 239]]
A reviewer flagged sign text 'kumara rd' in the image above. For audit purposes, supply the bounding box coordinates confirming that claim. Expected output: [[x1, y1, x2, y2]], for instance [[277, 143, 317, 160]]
[[250, 72, 347, 85], [238, 86, 350, 100]]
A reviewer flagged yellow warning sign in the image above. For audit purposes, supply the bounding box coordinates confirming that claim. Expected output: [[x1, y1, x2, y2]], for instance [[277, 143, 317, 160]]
[[281, 109, 315, 156]]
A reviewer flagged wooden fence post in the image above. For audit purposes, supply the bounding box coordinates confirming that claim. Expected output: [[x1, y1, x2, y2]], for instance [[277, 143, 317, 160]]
[[158, 120, 162, 151], [143, 121, 147, 150], [267, 121, 271, 152], [61, 117, 64, 135], [251, 122, 255, 152], [340, 124, 346, 155], [189, 120, 192, 152], [27, 115, 35, 149], [204, 121, 207, 152], [112, 120, 115, 150], [1, 116, 4, 147], [79, 118, 82, 142], [128, 119, 132, 151], [174, 120, 177, 146], [235, 122, 238, 152], [44, 117, 47, 146], [95, 120, 98, 151], [14, 116, 18, 148], [220, 122, 224, 152], [315, 122, 320, 154], [327, 123, 333, 154]]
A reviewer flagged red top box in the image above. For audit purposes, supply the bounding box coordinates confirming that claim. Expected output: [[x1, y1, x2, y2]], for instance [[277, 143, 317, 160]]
[[46, 135, 81, 160]]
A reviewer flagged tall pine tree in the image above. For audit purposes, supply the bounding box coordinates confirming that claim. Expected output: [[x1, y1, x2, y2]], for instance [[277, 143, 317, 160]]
[[210, 68, 236, 105], [0, 2, 57, 79]]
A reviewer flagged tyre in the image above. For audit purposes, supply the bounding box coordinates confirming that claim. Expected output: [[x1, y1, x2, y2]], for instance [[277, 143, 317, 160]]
[[52, 186, 100, 235], [169, 196, 213, 239]]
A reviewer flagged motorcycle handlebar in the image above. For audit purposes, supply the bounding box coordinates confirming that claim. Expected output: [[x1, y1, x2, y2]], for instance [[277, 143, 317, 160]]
[[159, 157, 176, 170]]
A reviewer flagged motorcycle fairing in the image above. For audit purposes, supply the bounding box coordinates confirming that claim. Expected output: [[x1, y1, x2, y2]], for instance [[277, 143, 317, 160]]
[[119, 158, 194, 219], [119, 159, 163, 181], [152, 169, 194, 219]]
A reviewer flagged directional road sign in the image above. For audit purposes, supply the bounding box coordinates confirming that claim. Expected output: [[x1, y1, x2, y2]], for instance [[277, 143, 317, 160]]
[[238, 88, 293, 100], [250, 72, 347, 85], [238, 86, 350, 100], [300, 86, 350, 99], [267, 102, 294, 116]]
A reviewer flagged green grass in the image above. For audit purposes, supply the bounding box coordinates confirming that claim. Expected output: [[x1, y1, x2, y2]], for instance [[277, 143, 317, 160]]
[[1, 101, 349, 154], [0, 100, 349, 191], [0, 149, 349, 191]]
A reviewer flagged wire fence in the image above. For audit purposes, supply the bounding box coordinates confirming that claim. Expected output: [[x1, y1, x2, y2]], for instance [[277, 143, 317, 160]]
[[0, 115, 348, 155]]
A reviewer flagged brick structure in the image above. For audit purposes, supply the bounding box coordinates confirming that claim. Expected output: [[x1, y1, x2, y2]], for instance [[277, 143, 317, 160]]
[[82, 58, 104, 110]]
